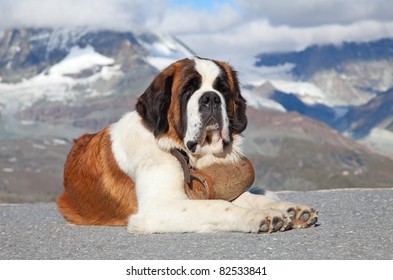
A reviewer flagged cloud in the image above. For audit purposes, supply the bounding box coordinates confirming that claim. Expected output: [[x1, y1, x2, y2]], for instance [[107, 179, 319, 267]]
[[157, 3, 242, 34], [177, 19, 393, 63], [0, 0, 167, 31], [234, 0, 393, 27], [164, 0, 393, 64], [1, 0, 393, 66]]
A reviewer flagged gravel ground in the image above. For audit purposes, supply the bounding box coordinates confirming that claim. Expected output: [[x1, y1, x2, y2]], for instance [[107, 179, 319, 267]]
[[1, 188, 392, 260]]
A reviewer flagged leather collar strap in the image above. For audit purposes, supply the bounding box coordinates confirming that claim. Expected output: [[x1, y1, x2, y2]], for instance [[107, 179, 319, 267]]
[[170, 149, 191, 184]]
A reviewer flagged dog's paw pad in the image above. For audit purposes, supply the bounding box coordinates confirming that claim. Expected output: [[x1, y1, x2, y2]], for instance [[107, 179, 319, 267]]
[[258, 212, 290, 233], [287, 207, 296, 219], [291, 207, 318, 228], [271, 216, 283, 232], [299, 210, 310, 222], [259, 220, 269, 232], [264, 201, 318, 230]]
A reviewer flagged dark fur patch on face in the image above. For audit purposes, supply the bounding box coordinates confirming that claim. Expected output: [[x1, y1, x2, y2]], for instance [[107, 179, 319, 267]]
[[213, 70, 231, 110], [213, 61, 248, 135], [178, 74, 202, 138], [136, 70, 173, 136]]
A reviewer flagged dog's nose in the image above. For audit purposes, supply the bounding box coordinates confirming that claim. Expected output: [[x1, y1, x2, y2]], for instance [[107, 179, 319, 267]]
[[199, 92, 221, 110]]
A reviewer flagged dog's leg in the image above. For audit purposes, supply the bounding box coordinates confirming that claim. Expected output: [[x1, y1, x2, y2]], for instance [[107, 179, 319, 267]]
[[128, 198, 292, 233], [127, 163, 292, 234], [232, 191, 318, 229]]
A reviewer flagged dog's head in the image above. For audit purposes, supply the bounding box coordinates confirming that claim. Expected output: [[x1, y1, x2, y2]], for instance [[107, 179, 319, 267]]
[[136, 57, 247, 163]]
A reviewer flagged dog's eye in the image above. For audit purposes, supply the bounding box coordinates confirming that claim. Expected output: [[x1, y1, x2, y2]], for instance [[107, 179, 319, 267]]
[[214, 79, 230, 96], [185, 85, 194, 95], [218, 84, 229, 96], [221, 87, 229, 95], [184, 80, 197, 96]]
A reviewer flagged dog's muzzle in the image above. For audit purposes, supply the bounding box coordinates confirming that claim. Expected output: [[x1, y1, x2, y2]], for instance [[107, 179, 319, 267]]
[[186, 91, 229, 154]]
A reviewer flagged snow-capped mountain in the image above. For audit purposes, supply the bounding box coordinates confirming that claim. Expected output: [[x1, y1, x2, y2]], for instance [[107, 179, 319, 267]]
[[251, 38, 393, 159], [334, 87, 393, 158], [255, 39, 393, 107], [0, 28, 192, 137], [1, 28, 393, 202]]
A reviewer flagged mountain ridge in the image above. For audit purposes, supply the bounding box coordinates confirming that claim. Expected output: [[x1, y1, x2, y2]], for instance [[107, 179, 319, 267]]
[[251, 38, 393, 159], [255, 38, 393, 78]]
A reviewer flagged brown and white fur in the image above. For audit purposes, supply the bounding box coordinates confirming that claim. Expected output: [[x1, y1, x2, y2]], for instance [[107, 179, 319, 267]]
[[57, 57, 318, 233]]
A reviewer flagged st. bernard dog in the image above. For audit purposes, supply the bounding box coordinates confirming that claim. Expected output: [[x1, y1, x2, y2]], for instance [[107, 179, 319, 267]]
[[57, 57, 318, 233]]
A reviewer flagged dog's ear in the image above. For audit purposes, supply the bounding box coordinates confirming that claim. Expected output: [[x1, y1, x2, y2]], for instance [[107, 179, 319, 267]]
[[136, 72, 173, 136], [230, 69, 248, 134]]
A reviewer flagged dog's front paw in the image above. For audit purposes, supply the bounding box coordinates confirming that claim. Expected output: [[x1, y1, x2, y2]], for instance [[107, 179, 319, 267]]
[[247, 209, 292, 233], [287, 204, 318, 228], [267, 201, 318, 229]]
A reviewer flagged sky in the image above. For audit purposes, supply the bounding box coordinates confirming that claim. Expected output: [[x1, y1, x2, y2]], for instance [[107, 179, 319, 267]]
[[1, 0, 393, 63]]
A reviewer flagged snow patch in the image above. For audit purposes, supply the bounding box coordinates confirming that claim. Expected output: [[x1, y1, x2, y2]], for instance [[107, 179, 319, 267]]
[[235, 57, 295, 85], [364, 127, 393, 145], [2, 168, 13, 173], [138, 33, 194, 70], [32, 144, 46, 150], [145, 57, 179, 71], [242, 88, 286, 112], [52, 138, 68, 145], [235, 59, 334, 107], [29, 28, 90, 52], [21, 120, 36, 126], [251, 79, 326, 105], [360, 128, 393, 160], [0, 44, 122, 118], [49, 45, 114, 75], [100, 65, 122, 80], [233, 54, 345, 108]]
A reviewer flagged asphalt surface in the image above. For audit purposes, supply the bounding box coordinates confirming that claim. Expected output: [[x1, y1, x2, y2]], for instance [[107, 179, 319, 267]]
[[1, 188, 392, 260]]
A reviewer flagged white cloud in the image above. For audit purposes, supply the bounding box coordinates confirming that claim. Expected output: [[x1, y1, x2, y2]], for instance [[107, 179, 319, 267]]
[[157, 0, 393, 64], [177, 19, 393, 65], [234, 0, 393, 27], [0, 0, 167, 31], [1, 0, 393, 67], [157, 3, 242, 34]]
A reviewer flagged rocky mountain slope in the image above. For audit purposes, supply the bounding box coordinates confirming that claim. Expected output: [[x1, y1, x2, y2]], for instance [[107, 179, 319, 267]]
[[255, 39, 393, 106], [0, 28, 193, 135], [252, 38, 393, 159], [245, 108, 393, 191], [1, 28, 393, 202]]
